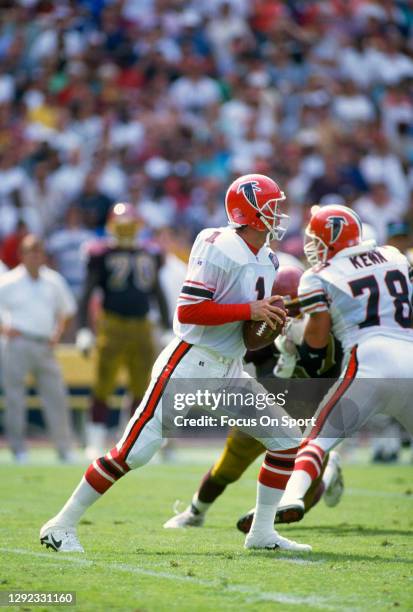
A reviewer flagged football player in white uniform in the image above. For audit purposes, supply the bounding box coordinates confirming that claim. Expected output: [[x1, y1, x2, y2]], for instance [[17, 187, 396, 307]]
[[39, 174, 312, 554], [278, 204, 413, 526]]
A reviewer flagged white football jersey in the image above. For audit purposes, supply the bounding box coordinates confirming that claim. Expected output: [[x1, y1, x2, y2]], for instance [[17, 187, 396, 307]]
[[299, 241, 413, 352], [173, 226, 279, 358]]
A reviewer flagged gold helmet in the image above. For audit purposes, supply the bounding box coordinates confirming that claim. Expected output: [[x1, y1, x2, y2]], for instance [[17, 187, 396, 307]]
[[106, 202, 139, 246]]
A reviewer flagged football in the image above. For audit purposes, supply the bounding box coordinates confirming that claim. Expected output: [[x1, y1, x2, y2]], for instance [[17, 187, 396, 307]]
[[272, 265, 304, 318], [243, 296, 286, 351]]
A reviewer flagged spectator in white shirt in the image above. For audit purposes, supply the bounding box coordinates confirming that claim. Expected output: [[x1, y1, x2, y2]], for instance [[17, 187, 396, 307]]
[[354, 181, 405, 244], [359, 135, 409, 204], [169, 57, 221, 113], [333, 79, 376, 126], [206, 1, 253, 73], [47, 207, 94, 300], [0, 235, 77, 463]]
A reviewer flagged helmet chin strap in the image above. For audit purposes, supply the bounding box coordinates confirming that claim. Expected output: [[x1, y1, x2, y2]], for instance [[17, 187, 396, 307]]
[[260, 215, 281, 245], [258, 216, 272, 245]]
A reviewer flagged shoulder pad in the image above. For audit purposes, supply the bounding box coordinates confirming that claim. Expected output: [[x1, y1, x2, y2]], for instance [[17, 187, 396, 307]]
[[196, 227, 269, 267], [138, 238, 162, 256], [380, 244, 405, 259], [85, 238, 112, 258]]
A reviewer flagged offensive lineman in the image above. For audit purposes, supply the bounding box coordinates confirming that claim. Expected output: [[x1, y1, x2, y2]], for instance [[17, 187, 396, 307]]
[[39, 173, 312, 553], [279, 204, 413, 527], [76, 203, 170, 456]]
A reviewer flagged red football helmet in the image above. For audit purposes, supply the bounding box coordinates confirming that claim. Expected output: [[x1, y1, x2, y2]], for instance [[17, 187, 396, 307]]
[[272, 265, 304, 318], [106, 202, 140, 246], [304, 204, 362, 265], [225, 173, 289, 241]]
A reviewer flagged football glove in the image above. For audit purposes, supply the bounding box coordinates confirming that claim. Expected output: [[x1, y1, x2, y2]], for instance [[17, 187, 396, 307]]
[[273, 316, 307, 378], [76, 327, 95, 357]]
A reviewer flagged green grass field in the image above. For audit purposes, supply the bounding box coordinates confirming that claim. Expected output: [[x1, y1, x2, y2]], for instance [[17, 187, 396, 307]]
[[0, 452, 412, 611]]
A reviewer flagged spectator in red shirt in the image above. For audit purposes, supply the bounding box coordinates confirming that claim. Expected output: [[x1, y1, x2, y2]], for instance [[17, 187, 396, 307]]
[[0, 219, 28, 269]]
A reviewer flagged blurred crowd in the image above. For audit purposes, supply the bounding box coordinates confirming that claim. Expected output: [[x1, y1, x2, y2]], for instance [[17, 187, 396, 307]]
[[0, 0, 412, 299]]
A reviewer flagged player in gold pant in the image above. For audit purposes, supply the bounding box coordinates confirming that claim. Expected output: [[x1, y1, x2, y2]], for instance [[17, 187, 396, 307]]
[[93, 312, 155, 416]]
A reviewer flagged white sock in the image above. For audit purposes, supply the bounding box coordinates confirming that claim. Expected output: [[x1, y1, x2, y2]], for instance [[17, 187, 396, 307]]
[[282, 470, 312, 504], [248, 482, 283, 536], [53, 477, 101, 527], [322, 460, 335, 490], [191, 493, 211, 514]]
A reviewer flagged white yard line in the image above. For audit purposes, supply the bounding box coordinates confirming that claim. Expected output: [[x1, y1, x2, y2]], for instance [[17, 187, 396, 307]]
[[1, 547, 335, 609]]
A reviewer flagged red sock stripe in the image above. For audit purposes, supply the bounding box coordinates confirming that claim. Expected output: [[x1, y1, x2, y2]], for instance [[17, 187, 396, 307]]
[[294, 459, 320, 480], [309, 345, 358, 440], [264, 453, 295, 470], [119, 341, 191, 460], [296, 449, 323, 471], [298, 441, 325, 457], [97, 457, 123, 480], [259, 465, 290, 490], [85, 463, 114, 494]]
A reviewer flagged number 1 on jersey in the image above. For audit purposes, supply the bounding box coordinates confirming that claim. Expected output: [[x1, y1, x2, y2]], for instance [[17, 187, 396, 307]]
[[255, 276, 265, 300]]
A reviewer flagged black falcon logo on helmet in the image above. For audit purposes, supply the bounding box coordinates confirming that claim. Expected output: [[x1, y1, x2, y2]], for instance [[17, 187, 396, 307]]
[[325, 215, 349, 244], [237, 181, 262, 209]]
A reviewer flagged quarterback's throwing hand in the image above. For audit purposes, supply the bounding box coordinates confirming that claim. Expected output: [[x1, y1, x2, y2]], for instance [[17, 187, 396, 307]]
[[250, 295, 286, 330]]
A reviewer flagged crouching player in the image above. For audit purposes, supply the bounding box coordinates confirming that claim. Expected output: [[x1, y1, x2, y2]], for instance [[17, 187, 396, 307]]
[[279, 204, 413, 529], [164, 266, 344, 531], [39, 174, 312, 553]]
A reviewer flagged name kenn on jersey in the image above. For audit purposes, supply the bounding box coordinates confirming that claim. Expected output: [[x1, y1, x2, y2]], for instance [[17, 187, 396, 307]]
[[349, 250, 388, 270]]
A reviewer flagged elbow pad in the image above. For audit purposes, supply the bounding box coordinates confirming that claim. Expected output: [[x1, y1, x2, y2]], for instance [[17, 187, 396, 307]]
[[297, 341, 327, 377]]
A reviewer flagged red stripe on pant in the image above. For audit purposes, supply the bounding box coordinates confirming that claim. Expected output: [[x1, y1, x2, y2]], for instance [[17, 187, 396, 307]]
[[259, 448, 298, 489], [119, 341, 191, 461], [308, 345, 358, 441]]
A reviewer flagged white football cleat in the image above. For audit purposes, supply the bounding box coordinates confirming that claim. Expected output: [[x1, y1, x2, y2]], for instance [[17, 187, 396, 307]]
[[323, 451, 344, 508], [163, 506, 205, 528], [244, 529, 312, 552], [40, 520, 84, 553]]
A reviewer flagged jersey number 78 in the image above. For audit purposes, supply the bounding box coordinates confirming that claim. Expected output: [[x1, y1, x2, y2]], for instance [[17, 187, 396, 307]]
[[349, 269, 412, 329]]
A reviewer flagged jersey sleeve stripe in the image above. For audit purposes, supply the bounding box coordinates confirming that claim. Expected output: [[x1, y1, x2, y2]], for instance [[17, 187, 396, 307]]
[[181, 285, 214, 300], [178, 295, 205, 303], [302, 302, 328, 314], [300, 293, 327, 308], [184, 279, 216, 291], [299, 289, 325, 299]]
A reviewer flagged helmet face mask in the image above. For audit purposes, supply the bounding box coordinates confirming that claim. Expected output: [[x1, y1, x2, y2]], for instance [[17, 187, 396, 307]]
[[304, 229, 329, 266], [258, 198, 289, 242], [226, 173, 289, 242]]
